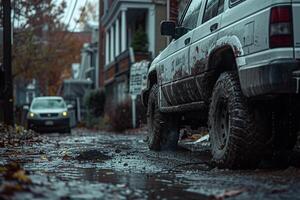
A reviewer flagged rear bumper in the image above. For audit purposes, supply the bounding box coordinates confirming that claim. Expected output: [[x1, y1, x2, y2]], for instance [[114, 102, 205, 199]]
[[28, 118, 70, 132], [239, 59, 300, 97]]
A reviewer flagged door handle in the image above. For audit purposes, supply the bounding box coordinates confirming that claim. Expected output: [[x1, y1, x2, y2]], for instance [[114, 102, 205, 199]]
[[184, 37, 191, 46], [210, 23, 218, 32]]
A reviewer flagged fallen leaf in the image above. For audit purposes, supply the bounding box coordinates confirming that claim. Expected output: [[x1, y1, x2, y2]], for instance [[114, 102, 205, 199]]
[[213, 188, 246, 200], [40, 155, 48, 161], [189, 134, 202, 141], [12, 170, 32, 184], [0, 167, 7, 174], [1, 183, 24, 195], [4, 162, 21, 179], [63, 154, 72, 160]]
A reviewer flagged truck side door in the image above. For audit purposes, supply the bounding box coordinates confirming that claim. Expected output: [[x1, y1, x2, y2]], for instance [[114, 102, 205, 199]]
[[161, 0, 204, 106], [189, 0, 225, 101]]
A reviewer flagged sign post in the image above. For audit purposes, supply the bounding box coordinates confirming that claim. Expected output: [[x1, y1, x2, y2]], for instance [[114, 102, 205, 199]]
[[129, 60, 149, 129], [2, 0, 14, 125], [131, 94, 137, 128]]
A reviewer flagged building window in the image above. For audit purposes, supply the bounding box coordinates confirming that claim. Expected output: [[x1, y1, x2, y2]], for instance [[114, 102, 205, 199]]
[[117, 81, 127, 103]]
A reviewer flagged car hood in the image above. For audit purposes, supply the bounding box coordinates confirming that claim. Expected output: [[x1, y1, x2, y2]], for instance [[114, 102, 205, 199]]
[[30, 108, 66, 114]]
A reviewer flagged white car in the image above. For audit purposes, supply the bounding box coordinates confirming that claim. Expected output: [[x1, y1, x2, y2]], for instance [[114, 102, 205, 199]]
[[26, 96, 71, 133]]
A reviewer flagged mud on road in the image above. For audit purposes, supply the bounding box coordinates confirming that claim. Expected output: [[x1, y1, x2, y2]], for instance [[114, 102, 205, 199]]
[[1, 129, 300, 200]]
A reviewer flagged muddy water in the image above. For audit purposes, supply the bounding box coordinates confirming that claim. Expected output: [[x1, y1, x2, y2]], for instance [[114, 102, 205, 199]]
[[1, 129, 300, 200]]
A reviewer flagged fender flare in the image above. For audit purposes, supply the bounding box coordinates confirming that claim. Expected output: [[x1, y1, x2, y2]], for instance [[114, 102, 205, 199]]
[[207, 35, 246, 70]]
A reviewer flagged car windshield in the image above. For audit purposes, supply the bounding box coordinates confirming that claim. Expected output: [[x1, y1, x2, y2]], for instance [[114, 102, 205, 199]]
[[31, 99, 66, 110]]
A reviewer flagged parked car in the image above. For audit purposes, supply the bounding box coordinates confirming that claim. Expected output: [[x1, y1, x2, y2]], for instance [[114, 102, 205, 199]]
[[141, 0, 300, 169], [25, 96, 71, 133]]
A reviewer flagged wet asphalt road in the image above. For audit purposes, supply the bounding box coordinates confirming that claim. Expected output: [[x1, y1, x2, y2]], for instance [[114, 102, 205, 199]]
[[1, 129, 300, 200]]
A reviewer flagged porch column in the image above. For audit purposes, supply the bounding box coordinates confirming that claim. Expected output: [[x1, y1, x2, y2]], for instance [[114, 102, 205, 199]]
[[105, 31, 109, 65], [110, 25, 115, 62], [148, 7, 155, 58], [115, 17, 120, 57], [121, 9, 127, 52]]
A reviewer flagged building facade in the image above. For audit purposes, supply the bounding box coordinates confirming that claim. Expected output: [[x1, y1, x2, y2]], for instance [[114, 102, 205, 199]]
[[99, 0, 169, 107], [77, 24, 100, 89]]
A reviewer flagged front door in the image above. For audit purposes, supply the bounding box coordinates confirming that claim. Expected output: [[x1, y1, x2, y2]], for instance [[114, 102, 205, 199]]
[[160, 0, 204, 106], [189, 0, 224, 101]]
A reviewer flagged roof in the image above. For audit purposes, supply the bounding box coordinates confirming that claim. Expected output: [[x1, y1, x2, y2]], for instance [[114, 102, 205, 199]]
[[63, 79, 93, 84], [34, 96, 63, 100]]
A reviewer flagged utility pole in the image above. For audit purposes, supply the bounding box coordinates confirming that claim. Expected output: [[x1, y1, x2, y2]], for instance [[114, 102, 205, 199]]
[[2, 0, 14, 125]]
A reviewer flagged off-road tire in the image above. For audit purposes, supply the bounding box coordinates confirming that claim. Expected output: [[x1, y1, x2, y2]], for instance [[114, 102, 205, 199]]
[[147, 84, 179, 150], [209, 72, 269, 169]]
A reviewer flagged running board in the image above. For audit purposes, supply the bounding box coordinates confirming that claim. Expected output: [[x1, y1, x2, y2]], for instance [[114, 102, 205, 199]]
[[160, 101, 206, 113]]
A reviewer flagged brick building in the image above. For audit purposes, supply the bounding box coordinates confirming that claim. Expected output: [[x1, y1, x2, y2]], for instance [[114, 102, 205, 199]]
[[99, 0, 170, 106], [98, 0, 186, 107]]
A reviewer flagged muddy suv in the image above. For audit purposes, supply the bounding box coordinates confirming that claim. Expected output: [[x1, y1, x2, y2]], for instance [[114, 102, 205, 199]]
[[141, 0, 300, 168]]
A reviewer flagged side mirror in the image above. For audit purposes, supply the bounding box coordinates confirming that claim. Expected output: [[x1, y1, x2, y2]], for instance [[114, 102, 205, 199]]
[[160, 21, 176, 38], [67, 104, 73, 109], [175, 27, 188, 39], [23, 105, 29, 110]]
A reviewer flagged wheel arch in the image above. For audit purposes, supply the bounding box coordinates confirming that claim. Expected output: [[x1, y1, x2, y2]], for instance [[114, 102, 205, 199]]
[[148, 70, 158, 89], [203, 40, 242, 102], [142, 70, 158, 107]]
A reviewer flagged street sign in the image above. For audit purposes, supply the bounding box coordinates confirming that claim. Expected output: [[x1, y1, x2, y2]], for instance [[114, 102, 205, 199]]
[[129, 60, 149, 128], [129, 60, 149, 96]]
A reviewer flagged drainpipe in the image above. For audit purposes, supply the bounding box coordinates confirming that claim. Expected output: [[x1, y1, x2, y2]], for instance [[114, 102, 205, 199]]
[[167, 0, 170, 21], [95, 45, 99, 89], [167, 0, 170, 44]]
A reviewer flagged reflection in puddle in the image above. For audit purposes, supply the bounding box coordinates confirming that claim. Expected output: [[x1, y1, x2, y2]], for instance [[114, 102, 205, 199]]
[[69, 167, 209, 200]]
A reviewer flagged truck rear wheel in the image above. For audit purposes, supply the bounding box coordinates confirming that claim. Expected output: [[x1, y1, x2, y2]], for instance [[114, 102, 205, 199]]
[[147, 84, 179, 150], [209, 72, 269, 169]]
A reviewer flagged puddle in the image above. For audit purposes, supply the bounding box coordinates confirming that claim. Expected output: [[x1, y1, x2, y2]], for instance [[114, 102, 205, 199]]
[[75, 150, 111, 162], [35, 167, 210, 200]]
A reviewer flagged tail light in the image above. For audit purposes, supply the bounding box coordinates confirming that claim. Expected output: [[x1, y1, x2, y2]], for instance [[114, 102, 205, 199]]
[[269, 6, 293, 48]]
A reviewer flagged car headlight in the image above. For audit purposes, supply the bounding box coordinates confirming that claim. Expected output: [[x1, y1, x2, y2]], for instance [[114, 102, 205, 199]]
[[29, 112, 35, 118], [62, 111, 68, 117]]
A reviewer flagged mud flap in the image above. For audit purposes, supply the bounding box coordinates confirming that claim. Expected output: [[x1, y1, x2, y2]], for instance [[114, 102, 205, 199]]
[[293, 70, 300, 94]]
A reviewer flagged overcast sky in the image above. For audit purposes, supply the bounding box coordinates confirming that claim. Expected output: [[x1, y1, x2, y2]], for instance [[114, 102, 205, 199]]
[[56, 0, 98, 31]]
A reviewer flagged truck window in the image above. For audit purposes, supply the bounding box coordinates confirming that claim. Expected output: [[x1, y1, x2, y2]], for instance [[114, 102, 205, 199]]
[[229, 0, 245, 7], [203, 0, 225, 23], [181, 0, 203, 30]]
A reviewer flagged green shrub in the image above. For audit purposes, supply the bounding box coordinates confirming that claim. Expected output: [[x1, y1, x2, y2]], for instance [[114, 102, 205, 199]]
[[84, 89, 106, 128], [84, 89, 106, 117], [108, 100, 132, 132], [84, 115, 110, 130], [108, 96, 147, 132], [131, 26, 148, 52]]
